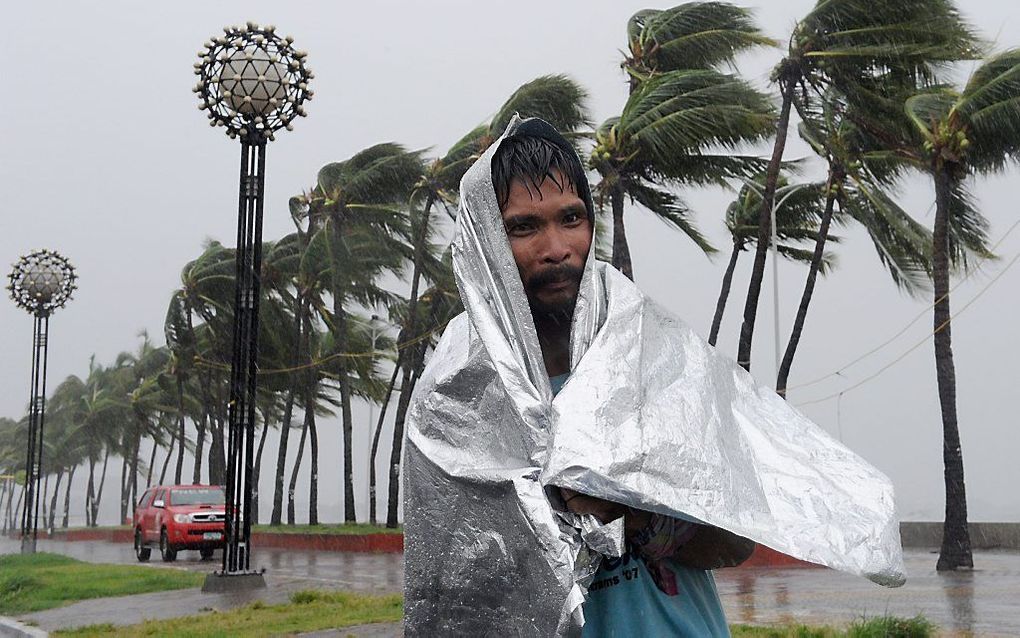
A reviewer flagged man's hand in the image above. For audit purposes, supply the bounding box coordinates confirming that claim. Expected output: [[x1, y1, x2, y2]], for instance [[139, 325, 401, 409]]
[[673, 526, 755, 570], [559, 488, 651, 535], [559, 487, 625, 523]]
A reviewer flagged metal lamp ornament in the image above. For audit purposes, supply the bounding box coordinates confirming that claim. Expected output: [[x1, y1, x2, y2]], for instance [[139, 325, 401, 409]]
[[194, 21, 312, 590], [7, 249, 77, 554]]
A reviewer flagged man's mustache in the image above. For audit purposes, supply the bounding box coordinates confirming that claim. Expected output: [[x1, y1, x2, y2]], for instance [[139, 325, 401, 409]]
[[527, 263, 584, 290]]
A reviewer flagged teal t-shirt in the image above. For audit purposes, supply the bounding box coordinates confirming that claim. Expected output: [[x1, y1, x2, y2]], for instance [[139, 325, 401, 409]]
[[549, 373, 730, 637]]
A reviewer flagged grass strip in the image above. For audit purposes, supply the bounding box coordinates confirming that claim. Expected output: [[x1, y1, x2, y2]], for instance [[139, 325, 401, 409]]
[[732, 615, 936, 637], [0, 553, 203, 615], [56, 591, 931, 638], [54, 590, 403, 637]]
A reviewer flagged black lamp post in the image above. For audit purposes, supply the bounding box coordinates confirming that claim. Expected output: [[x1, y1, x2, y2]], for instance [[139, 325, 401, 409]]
[[193, 21, 312, 591], [7, 249, 77, 554]]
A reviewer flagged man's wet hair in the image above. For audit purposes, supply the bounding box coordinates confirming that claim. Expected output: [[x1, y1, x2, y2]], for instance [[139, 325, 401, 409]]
[[491, 135, 591, 218]]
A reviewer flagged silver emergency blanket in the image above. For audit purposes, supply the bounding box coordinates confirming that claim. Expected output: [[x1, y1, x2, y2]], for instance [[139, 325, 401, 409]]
[[403, 116, 905, 637]]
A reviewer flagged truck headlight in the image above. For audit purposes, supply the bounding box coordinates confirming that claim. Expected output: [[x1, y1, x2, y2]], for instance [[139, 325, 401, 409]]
[[173, 514, 190, 523]]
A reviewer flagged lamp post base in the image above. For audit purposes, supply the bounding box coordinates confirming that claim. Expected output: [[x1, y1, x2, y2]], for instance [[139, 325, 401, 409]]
[[202, 570, 267, 593], [20, 535, 36, 555]]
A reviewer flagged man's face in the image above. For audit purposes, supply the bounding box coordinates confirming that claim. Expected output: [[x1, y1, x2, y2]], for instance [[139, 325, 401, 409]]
[[501, 170, 592, 321]]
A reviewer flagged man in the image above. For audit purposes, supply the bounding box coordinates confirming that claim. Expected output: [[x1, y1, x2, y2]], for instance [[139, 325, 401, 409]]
[[493, 130, 754, 635], [403, 117, 903, 636]]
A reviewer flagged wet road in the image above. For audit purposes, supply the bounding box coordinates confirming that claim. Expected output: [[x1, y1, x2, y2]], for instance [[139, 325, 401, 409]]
[[713, 550, 1020, 637], [2, 537, 1018, 636]]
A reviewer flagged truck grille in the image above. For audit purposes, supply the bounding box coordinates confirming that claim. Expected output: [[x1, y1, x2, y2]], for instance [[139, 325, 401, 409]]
[[190, 511, 225, 523]]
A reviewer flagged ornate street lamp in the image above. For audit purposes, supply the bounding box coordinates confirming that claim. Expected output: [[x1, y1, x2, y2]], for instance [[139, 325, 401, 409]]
[[193, 21, 312, 591], [7, 249, 77, 554]]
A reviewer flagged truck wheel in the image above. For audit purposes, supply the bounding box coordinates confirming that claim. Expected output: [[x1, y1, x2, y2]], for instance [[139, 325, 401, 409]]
[[200, 548, 214, 560], [134, 529, 151, 562], [160, 528, 177, 562]]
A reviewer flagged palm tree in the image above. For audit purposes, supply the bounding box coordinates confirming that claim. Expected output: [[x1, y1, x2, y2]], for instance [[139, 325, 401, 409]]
[[592, 3, 776, 281], [47, 358, 131, 527], [590, 69, 775, 279], [260, 231, 307, 525], [382, 251, 462, 528], [774, 91, 934, 395], [708, 175, 834, 347], [894, 49, 1020, 570], [173, 241, 237, 485], [734, 0, 980, 371], [301, 144, 422, 523], [623, 2, 774, 92]]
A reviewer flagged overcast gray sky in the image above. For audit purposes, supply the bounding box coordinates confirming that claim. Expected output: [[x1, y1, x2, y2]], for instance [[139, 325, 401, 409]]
[[2, 0, 1018, 525]]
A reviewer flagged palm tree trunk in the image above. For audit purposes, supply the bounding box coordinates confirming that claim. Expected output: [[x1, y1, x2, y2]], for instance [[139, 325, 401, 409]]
[[193, 414, 207, 484], [386, 312, 438, 528], [387, 367, 414, 528], [737, 79, 794, 371], [85, 455, 96, 527], [0, 479, 8, 533], [287, 412, 309, 526], [308, 405, 319, 526], [1, 481, 10, 534], [159, 441, 173, 484], [174, 375, 187, 484], [12, 485, 24, 532], [251, 406, 272, 525], [41, 474, 50, 533], [331, 298, 357, 523], [63, 465, 75, 528], [130, 433, 141, 518], [327, 204, 359, 523], [271, 298, 303, 525], [370, 359, 401, 525], [932, 169, 972, 571], [385, 196, 438, 527], [146, 438, 158, 487], [270, 388, 296, 526], [708, 240, 742, 346], [387, 359, 430, 529], [776, 173, 839, 396], [92, 448, 110, 526], [209, 416, 224, 485], [48, 469, 63, 532], [119, 445, 130, 526], [610, 182, 634, 280]]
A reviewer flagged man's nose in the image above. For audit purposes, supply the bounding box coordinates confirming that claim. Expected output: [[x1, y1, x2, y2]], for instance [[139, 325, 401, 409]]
[[539, 228, 572, 263]]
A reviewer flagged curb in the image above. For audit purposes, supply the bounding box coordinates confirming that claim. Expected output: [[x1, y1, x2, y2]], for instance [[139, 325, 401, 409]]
[[0, 617, 47, 638], [28, 527, 815, 568]]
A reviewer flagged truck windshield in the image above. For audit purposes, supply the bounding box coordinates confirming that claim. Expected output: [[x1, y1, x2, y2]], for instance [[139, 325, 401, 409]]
[[170, 488, 225, 506]]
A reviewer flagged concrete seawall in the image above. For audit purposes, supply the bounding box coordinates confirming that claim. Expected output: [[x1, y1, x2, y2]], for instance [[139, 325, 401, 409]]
[[899, 522, 1020, 550]]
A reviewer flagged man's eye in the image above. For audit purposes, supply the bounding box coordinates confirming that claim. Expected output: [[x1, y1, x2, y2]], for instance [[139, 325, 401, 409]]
[[507, 223, 535, 236], [563, 213, 583, 225]]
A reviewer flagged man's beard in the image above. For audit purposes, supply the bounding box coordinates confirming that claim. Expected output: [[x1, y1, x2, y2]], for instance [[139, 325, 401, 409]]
[[524, 263, 584, 328]]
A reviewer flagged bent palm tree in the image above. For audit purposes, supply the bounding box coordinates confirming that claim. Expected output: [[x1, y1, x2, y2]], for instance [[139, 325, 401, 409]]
[[735, 0, 979, 371], [305, 143, 422, 522], [623, 2, 774, 90], [591, 69, 775, 279], [775, 90, 934, 395], [898, 49, 1020, 570]]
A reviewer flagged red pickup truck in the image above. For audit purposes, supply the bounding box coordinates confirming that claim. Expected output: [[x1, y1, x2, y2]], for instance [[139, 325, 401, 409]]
[[133, 484, 225, 562]]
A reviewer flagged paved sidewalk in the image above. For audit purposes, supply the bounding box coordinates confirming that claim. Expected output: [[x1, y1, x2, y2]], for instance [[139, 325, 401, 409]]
[[3, 537, 1018, 636]]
